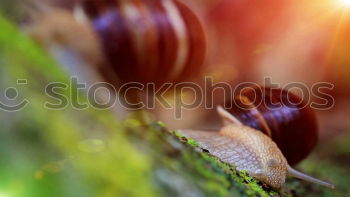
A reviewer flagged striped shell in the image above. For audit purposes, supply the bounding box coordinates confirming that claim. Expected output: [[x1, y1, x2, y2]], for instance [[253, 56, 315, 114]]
[[225, 86, 318, 165], [77, 0, 206, 86]]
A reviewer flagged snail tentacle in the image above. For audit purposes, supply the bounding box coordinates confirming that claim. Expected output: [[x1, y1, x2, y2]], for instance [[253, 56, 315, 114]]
[[216, 105, 243, 126], [287, 166, 335, 189]]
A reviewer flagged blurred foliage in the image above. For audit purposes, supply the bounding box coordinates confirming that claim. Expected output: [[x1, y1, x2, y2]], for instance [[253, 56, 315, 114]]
[[0, 16, 158, 197], [291, 132, 350, 197], [0, 0, 23, 21]]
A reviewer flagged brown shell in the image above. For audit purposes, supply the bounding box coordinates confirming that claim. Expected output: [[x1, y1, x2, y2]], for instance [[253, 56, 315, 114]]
[[225, 86, 318, 165], [78, 0, 206, 87]]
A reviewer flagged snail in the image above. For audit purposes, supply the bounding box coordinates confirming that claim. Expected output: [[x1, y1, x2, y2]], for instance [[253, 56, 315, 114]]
[[75, 0, 207, 87], [177, 86, 333, 189], [224, 86, 318, 165], [25, 0, 207, 88], [177, 106, 335, 189]]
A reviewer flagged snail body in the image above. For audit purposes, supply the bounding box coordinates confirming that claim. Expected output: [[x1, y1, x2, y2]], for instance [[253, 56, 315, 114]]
[[225, 86, 318, 165], [76, 0, 207, 87], [180, 124, 288, 188], [178, 106, 334, 189]]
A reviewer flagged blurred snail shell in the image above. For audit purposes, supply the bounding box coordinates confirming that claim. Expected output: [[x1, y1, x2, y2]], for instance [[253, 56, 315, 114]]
[[75, 0, 207, 87], [178, 107, 334, 189], [223, 86, 318, 165]]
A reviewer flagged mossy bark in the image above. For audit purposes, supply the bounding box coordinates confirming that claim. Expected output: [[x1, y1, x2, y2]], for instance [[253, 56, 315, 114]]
[[0, 16, 348, 197]]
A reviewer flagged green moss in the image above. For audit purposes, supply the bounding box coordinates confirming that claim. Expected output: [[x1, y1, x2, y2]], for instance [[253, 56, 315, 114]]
[[0, 16, 159, 197], [167, 125, 280, 197], [172, 130, 200, 148]]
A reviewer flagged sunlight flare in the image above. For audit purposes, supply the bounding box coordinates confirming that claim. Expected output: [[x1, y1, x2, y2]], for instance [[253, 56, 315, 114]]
[[339, 0, 350, 6]]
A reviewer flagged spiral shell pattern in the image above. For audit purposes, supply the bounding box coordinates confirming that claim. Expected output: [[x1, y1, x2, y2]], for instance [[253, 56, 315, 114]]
[[76, 0, 206, 86], [225, 86, 318, 165]]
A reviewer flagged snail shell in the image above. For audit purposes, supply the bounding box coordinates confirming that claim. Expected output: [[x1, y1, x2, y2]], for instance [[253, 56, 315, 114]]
[[224, 86, 318, 165], [76, 0, 207, 86], [177, 107, 334, 189]]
